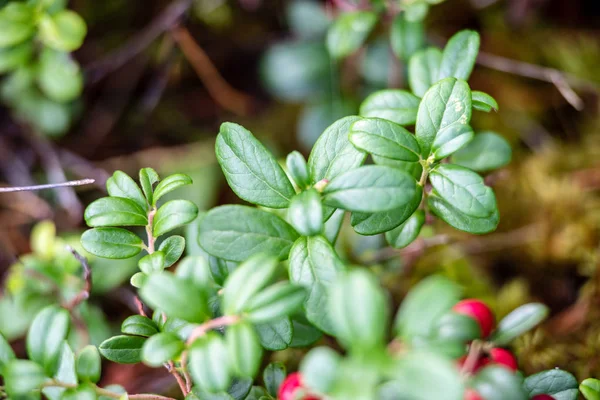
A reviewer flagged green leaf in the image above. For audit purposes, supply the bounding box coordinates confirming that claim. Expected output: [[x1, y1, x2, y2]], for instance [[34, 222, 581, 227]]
[[189, 333, 232, 393], [404, 2, 429, 21], [289, 236, 345, 334], [286, 151, 311, 189], [85, 197, 148, 227], [451, 131, 512, 172], [390, 14, 424, 61], [139, 167, 159, 206], [226, 322, 263, 378], [408, 47, 442, 97], [415, 78, 472, 157], [385, 210, 425, 249], [329, 269, 388, 350], [308, 116, 366, 184], [580, 378, 600, 400], [0, 332, 15, 370], [37, 49, 83, 103], [121, 315, 159, 337], [207, 256, 237, 286], [349, 118, 421, 161], [158, 235, 186, 268], [142, 332, 185, 367], [152, 173, 193, 205], [0, 3, 36, 48], [176, 256, 213, 288], [324, 208, 345, 244], [38, 10, 87, 51], [130, 272, 147, 288], [472, 91, 498, 112], [76, 345, 101, 383], [81, 228, 143, 259], [491, 303, 549, 346], [199, 205, 299, 262], [26, 305, 70, 375], [244, 386, 269, 400], [286, 0, 330, 40], [255, 318, 293, 351], [359, 90, 420, 126], [300, 347, 341, 393], [0, 41, 34, 73], [427, 195, 499, 234], [245, 283, 306, 324], [323, 165, 417, 213], [432, 312, 481, 343], [429, 164, 496, 218], [222, 253, 278, 315], [395, 275, 461, 340], [326, 11, 377, 59], [216, 122, 295, 208], [288, 189, 323, 236], [263, 362, 286, 398], [524, 369, 578, 400], [138, 251, 166, 274], [140, 271, 210, 323], [98, 335, 145, 364], [106, 170, 147, 210], [61, 385, 97, 400], [43, 342, 76, 400], [438, 30, 480, 81], [3, 360, 46, 396], [373, 155, 423, 179], [431, 123, 474, 160], [471, 366, 527, 400], [153, 200, 199, 237], [290, 314, 322, 347]]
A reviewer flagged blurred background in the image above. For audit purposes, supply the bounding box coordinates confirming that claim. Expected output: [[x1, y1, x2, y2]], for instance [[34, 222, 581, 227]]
[[0, 0, 599, 395]]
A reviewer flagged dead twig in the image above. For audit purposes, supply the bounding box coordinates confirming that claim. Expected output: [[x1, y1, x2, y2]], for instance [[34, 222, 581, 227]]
[[0, 179, 95, 193], [64, 246, 92, 311]]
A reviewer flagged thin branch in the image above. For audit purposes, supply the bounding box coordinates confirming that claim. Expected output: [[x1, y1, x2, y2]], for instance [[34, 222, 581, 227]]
[[460, 340, 483, 376], [186, 315, 240, 345], [165, 361, 189, 396], [64, 247, 92, 311], [0, 179, 95, 193], [135, 296, 148, 317], [171, 26, 253, 116]]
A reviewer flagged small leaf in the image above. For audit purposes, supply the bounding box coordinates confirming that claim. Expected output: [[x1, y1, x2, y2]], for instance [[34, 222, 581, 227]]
[[0, 3, 36, 48], [142, 332, 185, 367], [0, 41, 34, 74], [427, 195, 499, 234], [580, 378, 600, 400], [300, 347, 341, 393], [189, 333, 232, 393], [470, 366, 528, 400], [138, 251, 166, 274], [390, 14, 424, 61], [3, 360, 46, 396], [106, 170, 147, 210], [451, 131, 512, 172], [26, 305, 70, 375], [438, 30, 480, 81], [349, 118, 421, 161], [286, 151, 311, 189], [99, 335, 146, 364], [491, 303, 549, 346], [408, 47, 442, 97], [152, 173, 193, 205], [289, 314, 323, 348], [153, 200, 199, 237], [216, 123, 295, 208], [0, 332, 15, 370], [62, 385, 97, 400], [226, 322, 263, 378], [176, 256, 213, 288], [130, 272, 147, 288], [139, 168, 159, 205], [263, 362, 286, 397], [288, 189, 324, 236], [38, 10, 87, 51], [326, 11, 377, 59], [431, 124, 474, 159], [323, 165, 417, 213], [36, 49, 82, 103], [84, 197, 148, 227], [404, 2, 429, 22], [208, 256, 237, 286], [76, 345, 101, 383], [433, 312, 481, 344], [158, 235, 186, 268], [43, 342, 76, 400], [472, 91, 498, 112], [385, 210, 425, 249], [81, 228, 143, 259], [199, 205, 299, 262], [323, 208, 345, 244], [359, 90, 420, 125], [245, 283, 306, 324], [121, 315, 159, 337], [524, 369, 578, 400], [255, 318, 293, 351]]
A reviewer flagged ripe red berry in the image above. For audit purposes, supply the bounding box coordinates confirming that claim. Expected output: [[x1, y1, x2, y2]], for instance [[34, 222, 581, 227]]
[[487, 348, 518, 371], [464, 389, 485, 400], [452, 299, 495, 338], [278, 372, 320, 400], [531, 395, 555, 400]]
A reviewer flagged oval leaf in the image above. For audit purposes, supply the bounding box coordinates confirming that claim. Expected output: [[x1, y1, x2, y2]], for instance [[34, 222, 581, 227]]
[[491, 303, 549, 346], [288, 189, 324, 236], [142, 332, 185, 367], [349, 118, 421, 161], [438, 30, 480, 81], [451, 131, 512, 172], [326, 11, 377, 59], [98, 335, 146, 364], [385, 210, 425, 249], [408, 47, 442, 97], [84, 197, 148, 227], [359, 89, 420, 125], [81, 228, 143, 259], [106, 170, 147, 210], [153, 200, 199, 237]]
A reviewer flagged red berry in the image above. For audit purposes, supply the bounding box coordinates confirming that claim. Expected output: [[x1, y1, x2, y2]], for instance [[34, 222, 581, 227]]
[[487, 348, 518, 371], [453, 300, 495, 338], [278, 372, 320, 400], [464, 389, 485, 400], [531, 395, 555, 400]]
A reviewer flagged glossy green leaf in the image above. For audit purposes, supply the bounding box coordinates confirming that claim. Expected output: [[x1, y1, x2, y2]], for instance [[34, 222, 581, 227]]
[[372, 154, 423, 179], [3, 360, 46, 396], [288, 189, 323, 236], [491, 303, 549, 346], [524, 369, 578, 400], [471, 366, 527, 400], [130, 272, 147, 288], [76, 345, 101, 383], [286, 151, 311, 189], [199, 205, 299, 261], [0, 4, 36, 48], [140, 271, 210, 323], [176, 256, 212, 288], [408, 47, 442, 97], [255, 318, 293, 351], [208, 256, 237, 286], [142, 332, 185, 367], [300, 347, 341, 393], [26, 305, 70, 375], [216, 122, 295, 208], [152, 173, 193, 205], [349, 118, 421, 161], [431, 123, 474, 159], [138, 251, 166, 274], [98, 335, 146, 364], [415, 78, 472, 157], [38, 10, 87, 51], [308, 116, 366, 184], [37, 49, 83, 103], [84, 197, 148, 227], [359, 90, 420, 125], [326, 11, 377, 59], [433, 312, 481, 343], [43, 342, 76, 400], [390, 14, 424, 61], [289, 236, 345, 334], [263, 362, 286, 397], [290, 314, 322, 347], [106, 170, 147, 210], [580, 378, 600, 400], [451, 131, 512, 172], [0, 41, 34, 73], [81, 228, 143, 259], [385, 209, 425, 248], [158, 235, 186, 268], [139, 167, 159, 205], [438, 30, 480, 81], [428, 195, 499, 234], [153, 200, 198, 237], [226, 322, 263, 378], [472, 91, 499, 112], [121, 315, 159, 337], [245, 283, 306, 324], [323, 165, 417, 213], [0, 332, 15, 370], [189, 333, 232, 393]]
